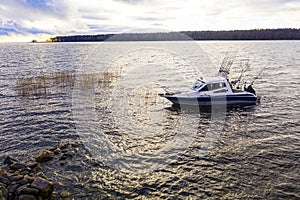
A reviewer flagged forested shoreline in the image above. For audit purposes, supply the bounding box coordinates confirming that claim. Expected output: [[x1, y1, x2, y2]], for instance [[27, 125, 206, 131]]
[[46, 28, 300, 42]]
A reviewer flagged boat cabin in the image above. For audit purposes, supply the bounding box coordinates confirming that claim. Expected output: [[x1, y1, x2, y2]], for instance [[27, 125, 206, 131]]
[[192, 77, 233, 94]]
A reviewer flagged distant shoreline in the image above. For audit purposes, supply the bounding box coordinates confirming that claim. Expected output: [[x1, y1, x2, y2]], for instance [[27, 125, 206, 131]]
[[43, 28, 300, 43]]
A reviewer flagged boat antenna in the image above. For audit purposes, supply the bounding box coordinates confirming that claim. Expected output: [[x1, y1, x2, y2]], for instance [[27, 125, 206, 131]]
[[251, 63, 268, 85]]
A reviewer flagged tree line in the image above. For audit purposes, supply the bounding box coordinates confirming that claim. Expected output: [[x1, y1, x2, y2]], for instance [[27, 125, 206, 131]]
[[47, 28, 300, 42]]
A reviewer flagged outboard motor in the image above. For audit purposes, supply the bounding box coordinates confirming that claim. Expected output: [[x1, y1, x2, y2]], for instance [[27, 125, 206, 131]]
[[244, 84, 256, 95]]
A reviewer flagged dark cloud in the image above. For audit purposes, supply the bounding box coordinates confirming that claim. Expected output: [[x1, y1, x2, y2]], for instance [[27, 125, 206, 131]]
[[1, 0, 70, 18], [0, 19, 51, 35], [18, 0, 53, 11]]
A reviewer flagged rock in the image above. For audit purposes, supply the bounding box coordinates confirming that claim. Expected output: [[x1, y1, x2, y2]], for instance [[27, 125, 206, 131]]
[[30, 177, 53, 198], [31, 164, 42, 172], [34, 172, 46, 179], [35, 150, 54, 162], [0, 185, 8, 200], [60, 190, 71, 198], [20, 170, 30, 176], [9, 174, 23, 182], [0, 182, 6, 188], [18, 186, 39, 195], [16, 184, 27, 194], [0, 175, 10, 185], [8, 183, 20, 193], [4, 156, 18, 165], [18, 194, 37, 200], [73, 147, 80, 153], [9, 162, 26, 170], [0, 168, 7, 175], [23, 175, 34, 183], [17, 178, 28, 185], [26, 162, 38, 169]]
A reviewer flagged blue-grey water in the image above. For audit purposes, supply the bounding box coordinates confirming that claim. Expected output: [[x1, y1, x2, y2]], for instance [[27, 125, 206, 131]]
[[0, 41, 299, 199]]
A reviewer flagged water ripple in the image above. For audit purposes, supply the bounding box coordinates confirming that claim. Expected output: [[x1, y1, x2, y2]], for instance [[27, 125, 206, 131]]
[[0, 41, 299, 199]]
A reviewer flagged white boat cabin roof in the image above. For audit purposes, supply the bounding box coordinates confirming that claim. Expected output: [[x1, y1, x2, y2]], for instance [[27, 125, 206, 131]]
[[192, 76, 230, 92], [197, 76, 227, 84]]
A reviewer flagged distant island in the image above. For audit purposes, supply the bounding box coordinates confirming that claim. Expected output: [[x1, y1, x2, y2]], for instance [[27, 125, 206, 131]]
[[46, 28, 300, 42]]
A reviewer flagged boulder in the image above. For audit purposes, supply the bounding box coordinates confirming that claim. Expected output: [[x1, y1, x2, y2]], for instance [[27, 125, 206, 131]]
[[30, 177, 53, 198], [23, 175, 34, 183], [60, 190, 71, 198], [18, 194, 37, 200], [18, 186, 39, 195], [0, 175, 10, 185], [34, 172, 46, 179], [36, 150, 55, 162], [9, 162, 26, 170], [9, 174, 23, 182], [26, 162, 38, 169], [0, 185, 8, 200], [0, 168, 7, 175], [8, 183, 20, 193]]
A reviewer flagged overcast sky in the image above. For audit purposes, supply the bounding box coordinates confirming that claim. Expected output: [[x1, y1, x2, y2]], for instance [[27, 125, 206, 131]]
[[0, 0, 299, 41]]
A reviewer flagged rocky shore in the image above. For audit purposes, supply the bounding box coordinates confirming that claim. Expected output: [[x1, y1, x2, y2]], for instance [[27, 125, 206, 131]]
[[0, 141, 77, 200]]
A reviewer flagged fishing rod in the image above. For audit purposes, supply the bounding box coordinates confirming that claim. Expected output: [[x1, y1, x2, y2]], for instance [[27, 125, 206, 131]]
[[237, 60, 251, 89], [231, 59, 251, 89], [250, 63, 268, 85], [218, 53, 236, 78]]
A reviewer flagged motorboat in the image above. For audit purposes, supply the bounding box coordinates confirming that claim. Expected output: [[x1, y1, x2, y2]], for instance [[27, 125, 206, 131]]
[[159, 76, 257, 106], [159, 56, 260, 106]]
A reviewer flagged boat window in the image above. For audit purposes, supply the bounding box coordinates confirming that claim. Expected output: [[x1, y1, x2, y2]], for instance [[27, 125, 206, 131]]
[[213, 89, 227, 93], [199, 85, 208, 92], [207, 82, 226, 90], [192, 83, 203, 91]]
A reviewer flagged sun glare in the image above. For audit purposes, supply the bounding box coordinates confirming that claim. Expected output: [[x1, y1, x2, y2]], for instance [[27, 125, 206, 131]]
[[0, 33, 54, 43]]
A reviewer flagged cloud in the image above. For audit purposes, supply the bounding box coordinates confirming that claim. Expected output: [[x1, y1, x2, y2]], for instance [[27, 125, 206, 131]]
[[17, 0, 66, 15], [0, 0, 76, 37], [0, 0, 70, 20], [113, 0, 147, 4], [0, 0, 299, 41], [0, 19, 51, 35], [134, 16, 171, 21]]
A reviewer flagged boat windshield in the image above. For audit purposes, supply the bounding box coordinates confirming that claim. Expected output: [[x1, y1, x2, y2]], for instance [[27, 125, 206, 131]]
[[192, 83, 203, 91]]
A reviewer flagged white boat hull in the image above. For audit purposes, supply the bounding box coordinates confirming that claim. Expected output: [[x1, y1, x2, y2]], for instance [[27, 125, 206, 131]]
[[160, 93, 257, 106]]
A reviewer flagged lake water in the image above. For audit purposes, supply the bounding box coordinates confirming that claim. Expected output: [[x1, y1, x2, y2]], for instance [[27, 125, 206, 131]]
[[0, 41, 299, 199]]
